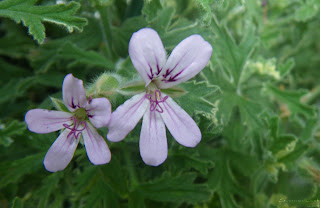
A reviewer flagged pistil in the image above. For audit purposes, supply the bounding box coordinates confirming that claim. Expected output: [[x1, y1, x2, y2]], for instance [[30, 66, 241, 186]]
[[145, 90, 168, 113], [63, 117, 86, 139]]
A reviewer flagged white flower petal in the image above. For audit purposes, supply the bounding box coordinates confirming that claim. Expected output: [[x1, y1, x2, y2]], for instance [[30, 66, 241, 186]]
[[157, 35, 212, 89], [25, 109, 72, 133], [63, 74, 88, 112], [82, 122, 111, 165], [129, 28, 166, 86], [160, 96, 201, 147], [43, 129, 79, 172], [107, 93, 149, 142], [86, 97, 112, 128], [140, 108, 167, 166]]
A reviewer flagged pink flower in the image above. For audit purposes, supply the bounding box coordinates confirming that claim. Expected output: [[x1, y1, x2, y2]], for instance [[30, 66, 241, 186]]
[[25, 74, 112, 172], [107, 28, 212, 166]]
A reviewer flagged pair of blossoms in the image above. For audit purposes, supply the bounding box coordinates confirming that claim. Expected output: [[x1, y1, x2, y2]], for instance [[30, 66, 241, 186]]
[[25, 28, 212, 172]]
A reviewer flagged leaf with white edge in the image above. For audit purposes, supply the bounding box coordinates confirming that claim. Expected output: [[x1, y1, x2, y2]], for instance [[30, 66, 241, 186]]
[[210, 16, 258, 86], [0, 0, 88, 44], [177, 81, 219, 115]]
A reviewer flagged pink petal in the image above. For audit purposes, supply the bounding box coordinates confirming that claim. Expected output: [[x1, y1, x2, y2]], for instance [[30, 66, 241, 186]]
[[140, 108, 167, 166], [157, 35, 212, 89], [63, 74, 88, 112], [160, 96, 201, 147], [25, 109, 72, 133], [82, 122, 111, 165], [85, 97, 112, 128], [43, 129, 79, 172], [107, 93, 149, 142], [129, 28, 166, 86]]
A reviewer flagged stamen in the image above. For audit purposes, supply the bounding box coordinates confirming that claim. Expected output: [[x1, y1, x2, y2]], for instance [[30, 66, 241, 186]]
[[145, 90, 168, 113], [63, 117, 87, 139]]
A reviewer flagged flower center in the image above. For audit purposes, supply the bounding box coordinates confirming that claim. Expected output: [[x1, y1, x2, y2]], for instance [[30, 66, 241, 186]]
[[63, 117, 86, 139], [74, 107, 88, 121], [145, 90, 168, 113]]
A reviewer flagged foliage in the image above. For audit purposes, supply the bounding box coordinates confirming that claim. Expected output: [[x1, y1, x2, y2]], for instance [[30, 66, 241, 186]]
[[0, 0, 320, 207]]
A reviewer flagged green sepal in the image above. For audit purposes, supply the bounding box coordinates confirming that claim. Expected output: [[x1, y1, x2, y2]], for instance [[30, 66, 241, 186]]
[[50, 97, 69, 112]]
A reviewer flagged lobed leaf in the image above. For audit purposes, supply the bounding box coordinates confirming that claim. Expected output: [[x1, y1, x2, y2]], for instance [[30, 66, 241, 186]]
[[0, 0, 88, 44]]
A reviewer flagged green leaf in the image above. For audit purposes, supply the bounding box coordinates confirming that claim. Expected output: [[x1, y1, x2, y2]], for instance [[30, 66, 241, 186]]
[[36, 172, 63, 208], [113, 16, 147, 57], [295, 0, 320, 22], [11, 197, 23, 208], [138, 173, 211, 203], [148, 7, 175, 34], [142, 0, 162, 21], [278, 58, 295, 78], [0, 20, 35, 58], [0, 120, 26, 147], [82, 179, 120, 208], [0, 152, 45, 189], [169, 148, 215, 175], [279, 141, 308, 169], [177, 81, 219, 115], [208, 149, 246, 208], [58, 42, 114, 69], [0, 72, 65, 104], [210, 16, 258, 86], [264, 83, 316, 118], [29, 17, 104, 72], [0, 0, 88, 44]]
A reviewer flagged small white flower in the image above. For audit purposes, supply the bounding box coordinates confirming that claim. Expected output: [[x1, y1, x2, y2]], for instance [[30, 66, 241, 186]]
[[107, 28, 212, 166], [25, 74, 112, 172]]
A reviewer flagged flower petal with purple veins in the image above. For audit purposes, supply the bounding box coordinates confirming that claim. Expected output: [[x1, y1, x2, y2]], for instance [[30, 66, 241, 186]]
[[43, 129, 80, 172], [107, 93, 149, 142], [140, 108, 167, 166], [129, 28, 166, 86], [82, 122, 111, 165], [25, 109, 72, 134], [160, 96, 201, 147], [156, 35, 213, 89], [63, 74, 88, 112], [85, 97, 112, 128]]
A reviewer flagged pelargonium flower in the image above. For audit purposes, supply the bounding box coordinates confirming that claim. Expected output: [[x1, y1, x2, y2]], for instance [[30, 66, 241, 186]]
[[25, 74, 112, 172], [107, 28, 212, 166]]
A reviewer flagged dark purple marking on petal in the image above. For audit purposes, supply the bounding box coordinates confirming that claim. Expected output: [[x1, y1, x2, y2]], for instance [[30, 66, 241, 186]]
[[165, 67, 185, 82], [162, 52, 187, 79], [154, 55, 162, 75], [147, 63, 154, 79], [71, 97, 76, 108], [70, 97, 82, 109]]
